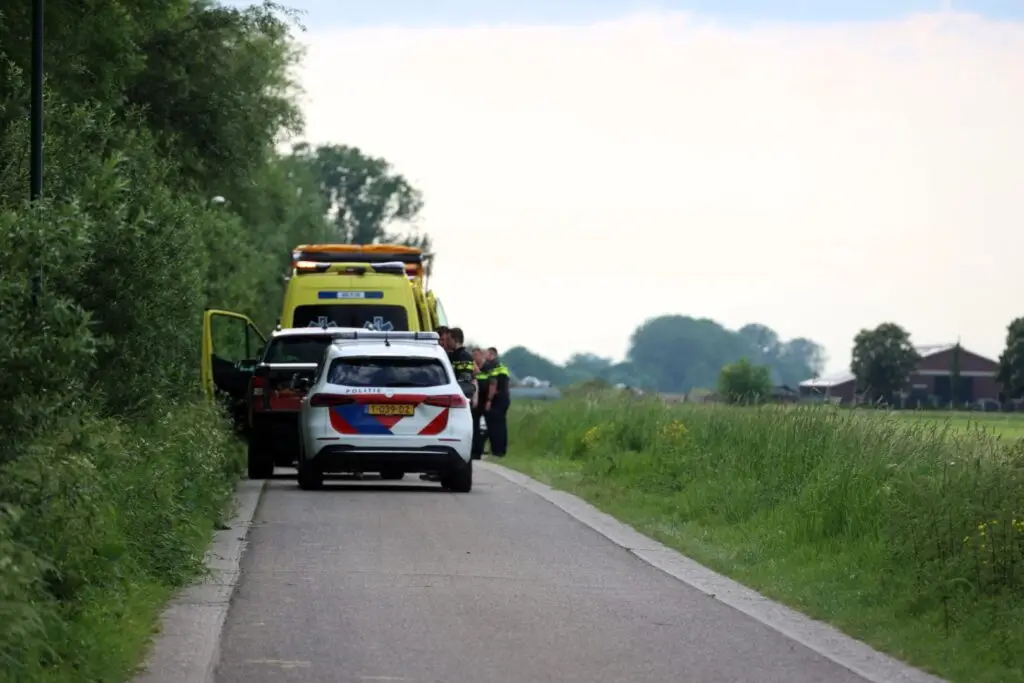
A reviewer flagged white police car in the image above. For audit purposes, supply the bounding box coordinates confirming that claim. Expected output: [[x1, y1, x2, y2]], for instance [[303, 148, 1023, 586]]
[[296, 330, 474, 491]]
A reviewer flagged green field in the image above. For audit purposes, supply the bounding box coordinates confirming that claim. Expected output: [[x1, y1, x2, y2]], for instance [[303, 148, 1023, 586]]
[[890, 410, 1024, 441], [504, 395, 1024, 683]]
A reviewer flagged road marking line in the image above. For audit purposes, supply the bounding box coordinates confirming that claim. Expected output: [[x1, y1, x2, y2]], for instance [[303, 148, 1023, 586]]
[[245, 659, 312, 669]]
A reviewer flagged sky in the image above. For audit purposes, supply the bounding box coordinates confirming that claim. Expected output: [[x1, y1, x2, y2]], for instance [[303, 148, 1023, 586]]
[[235, 0, 1024, 373]]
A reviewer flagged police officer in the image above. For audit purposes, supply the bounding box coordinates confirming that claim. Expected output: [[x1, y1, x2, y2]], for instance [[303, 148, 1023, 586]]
[[471, 348, 495, 459], [447, 328, 477, 392], [483, 347, 511, 457], [436, 325, 450, 349]]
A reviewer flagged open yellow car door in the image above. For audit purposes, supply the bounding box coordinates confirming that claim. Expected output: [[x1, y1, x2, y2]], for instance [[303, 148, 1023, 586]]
[[201, 309, 267, 432]]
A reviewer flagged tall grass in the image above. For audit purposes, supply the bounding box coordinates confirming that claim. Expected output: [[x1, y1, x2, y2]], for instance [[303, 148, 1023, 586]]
[[507, 394, 1024, 683]]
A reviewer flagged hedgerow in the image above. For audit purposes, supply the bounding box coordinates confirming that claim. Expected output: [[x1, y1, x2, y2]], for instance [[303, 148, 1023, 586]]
[[0, 2, 331, 679]]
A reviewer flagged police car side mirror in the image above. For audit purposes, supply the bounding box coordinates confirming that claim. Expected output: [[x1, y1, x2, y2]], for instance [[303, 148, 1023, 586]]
[[295, 376, 313, 391], [458, 380, 475, 399]]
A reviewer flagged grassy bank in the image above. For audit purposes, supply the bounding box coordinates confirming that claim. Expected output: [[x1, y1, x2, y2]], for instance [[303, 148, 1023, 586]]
[[505, 395, 1024, 683], [0, 402, 242, 683]]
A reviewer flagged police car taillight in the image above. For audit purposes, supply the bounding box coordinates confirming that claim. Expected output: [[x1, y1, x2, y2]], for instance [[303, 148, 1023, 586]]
[[423, 394, 467, 409]]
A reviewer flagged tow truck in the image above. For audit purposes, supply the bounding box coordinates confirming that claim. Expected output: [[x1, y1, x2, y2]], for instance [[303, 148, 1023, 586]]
[[201, 244, 451, 477]]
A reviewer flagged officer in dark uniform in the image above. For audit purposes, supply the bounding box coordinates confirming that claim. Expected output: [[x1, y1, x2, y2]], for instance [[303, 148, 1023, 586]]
[[471, 348, 495, 459], [483, 347, 511, 457], [447, 328, 477, 391]]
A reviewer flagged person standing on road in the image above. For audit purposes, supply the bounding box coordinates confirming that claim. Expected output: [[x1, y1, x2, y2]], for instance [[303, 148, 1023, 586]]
[[471, 347, 495, 459], [483, 347, 511, 457]]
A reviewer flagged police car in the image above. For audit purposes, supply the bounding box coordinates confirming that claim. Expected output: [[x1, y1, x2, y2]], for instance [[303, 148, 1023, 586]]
[[296, 330, 474, 492]]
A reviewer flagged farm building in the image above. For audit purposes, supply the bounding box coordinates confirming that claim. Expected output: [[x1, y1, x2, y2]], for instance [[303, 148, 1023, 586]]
[[798, 344, 1001, 407]]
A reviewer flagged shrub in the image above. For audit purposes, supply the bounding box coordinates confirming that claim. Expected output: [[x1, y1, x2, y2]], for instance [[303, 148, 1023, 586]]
[[0, 3, 328, 678], [717, 357, 772, 404]]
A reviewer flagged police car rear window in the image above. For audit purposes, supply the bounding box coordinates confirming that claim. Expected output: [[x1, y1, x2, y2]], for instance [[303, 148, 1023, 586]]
[[263, 337, 330, 364], [327, 357, 450, 388], [293, 305, 409, 331]]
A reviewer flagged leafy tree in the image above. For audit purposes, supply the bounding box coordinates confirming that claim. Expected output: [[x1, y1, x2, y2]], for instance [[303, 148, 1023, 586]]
[[628, 316, 748, 392], [626, 316, 824, 393], [0, 0, 349, 676], [718, 358, 773, 404], [997, 317, 1024, 400], [502, 317, 822, 393], [287, 142, 429, 249], [774, 337, 826, 386], [850, 323, 920, 403], [737, 323, 780, 364], [564, 353, 614, 383]]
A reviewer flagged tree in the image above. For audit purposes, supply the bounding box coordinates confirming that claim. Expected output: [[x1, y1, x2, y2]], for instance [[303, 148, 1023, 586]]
[[997, 317, 1024, 400], [718, 358, 773, 404], [288, 143, 428, 249], [850, 323, 920, 404], [774, 337, 826, 386], [564, 353, 614, 383], [628, 316, 749, 393], [737, 323, 780, 365]]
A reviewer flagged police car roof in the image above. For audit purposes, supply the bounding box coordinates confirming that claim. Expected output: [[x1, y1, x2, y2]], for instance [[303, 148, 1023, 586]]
[[325, 337, 448, 361], [270, 326, 365, 338]]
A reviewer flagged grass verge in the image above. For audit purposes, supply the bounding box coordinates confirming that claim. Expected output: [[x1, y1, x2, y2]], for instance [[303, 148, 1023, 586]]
[[0, 400, 243, 683], [504, 394, 1024, 683]]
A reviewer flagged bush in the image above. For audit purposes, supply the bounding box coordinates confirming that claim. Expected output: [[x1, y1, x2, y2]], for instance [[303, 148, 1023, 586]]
[[717, 357, 772, 404], [0, 2, 330, 679], [0, 405, 241, 683], [507, 395, 1024, 683]]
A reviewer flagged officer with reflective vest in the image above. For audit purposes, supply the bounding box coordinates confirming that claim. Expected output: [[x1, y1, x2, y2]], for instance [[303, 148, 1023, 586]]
[[471, 348, 494, 459], [483, 347, 511, 457]]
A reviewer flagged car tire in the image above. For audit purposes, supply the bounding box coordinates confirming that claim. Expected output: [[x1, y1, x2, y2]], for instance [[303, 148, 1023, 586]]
[[441, 460, 472, 493], [379, 469, 405, 481], [247, 439, 274, 480], [297, 460, 324, 490]]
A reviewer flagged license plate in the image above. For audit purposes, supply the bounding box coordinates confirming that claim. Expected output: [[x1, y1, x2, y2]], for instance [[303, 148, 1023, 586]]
[[367, 404, 415, 416]]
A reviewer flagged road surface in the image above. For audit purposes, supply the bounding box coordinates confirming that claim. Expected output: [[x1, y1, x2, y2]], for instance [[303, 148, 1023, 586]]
[[215, 467, 869, 683]]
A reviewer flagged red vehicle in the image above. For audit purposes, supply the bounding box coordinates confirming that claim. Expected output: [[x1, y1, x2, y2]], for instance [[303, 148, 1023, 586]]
[[245, 326, 358, 479]]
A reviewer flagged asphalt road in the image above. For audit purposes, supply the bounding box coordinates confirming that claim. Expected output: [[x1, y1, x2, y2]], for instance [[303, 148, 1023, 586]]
[[214, 467, 869, 683]]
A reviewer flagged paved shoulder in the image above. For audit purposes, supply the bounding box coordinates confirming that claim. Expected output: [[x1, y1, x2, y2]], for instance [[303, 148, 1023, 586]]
[[215, 469, 868, 683]]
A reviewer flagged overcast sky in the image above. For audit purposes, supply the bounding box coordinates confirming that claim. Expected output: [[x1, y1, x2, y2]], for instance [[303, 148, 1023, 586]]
[[234, 1, 1024, 372]]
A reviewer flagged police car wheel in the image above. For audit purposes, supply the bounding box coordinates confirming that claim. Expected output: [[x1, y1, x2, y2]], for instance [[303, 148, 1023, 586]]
[[247, 440, 274, 480], [441, 461, 472, 493], [297, 460, 323, 490]]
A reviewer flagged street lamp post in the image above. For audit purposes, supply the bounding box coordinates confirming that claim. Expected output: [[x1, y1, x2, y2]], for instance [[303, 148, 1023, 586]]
[[29, 0, 44, 307], [30, 0, 43, 201]]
